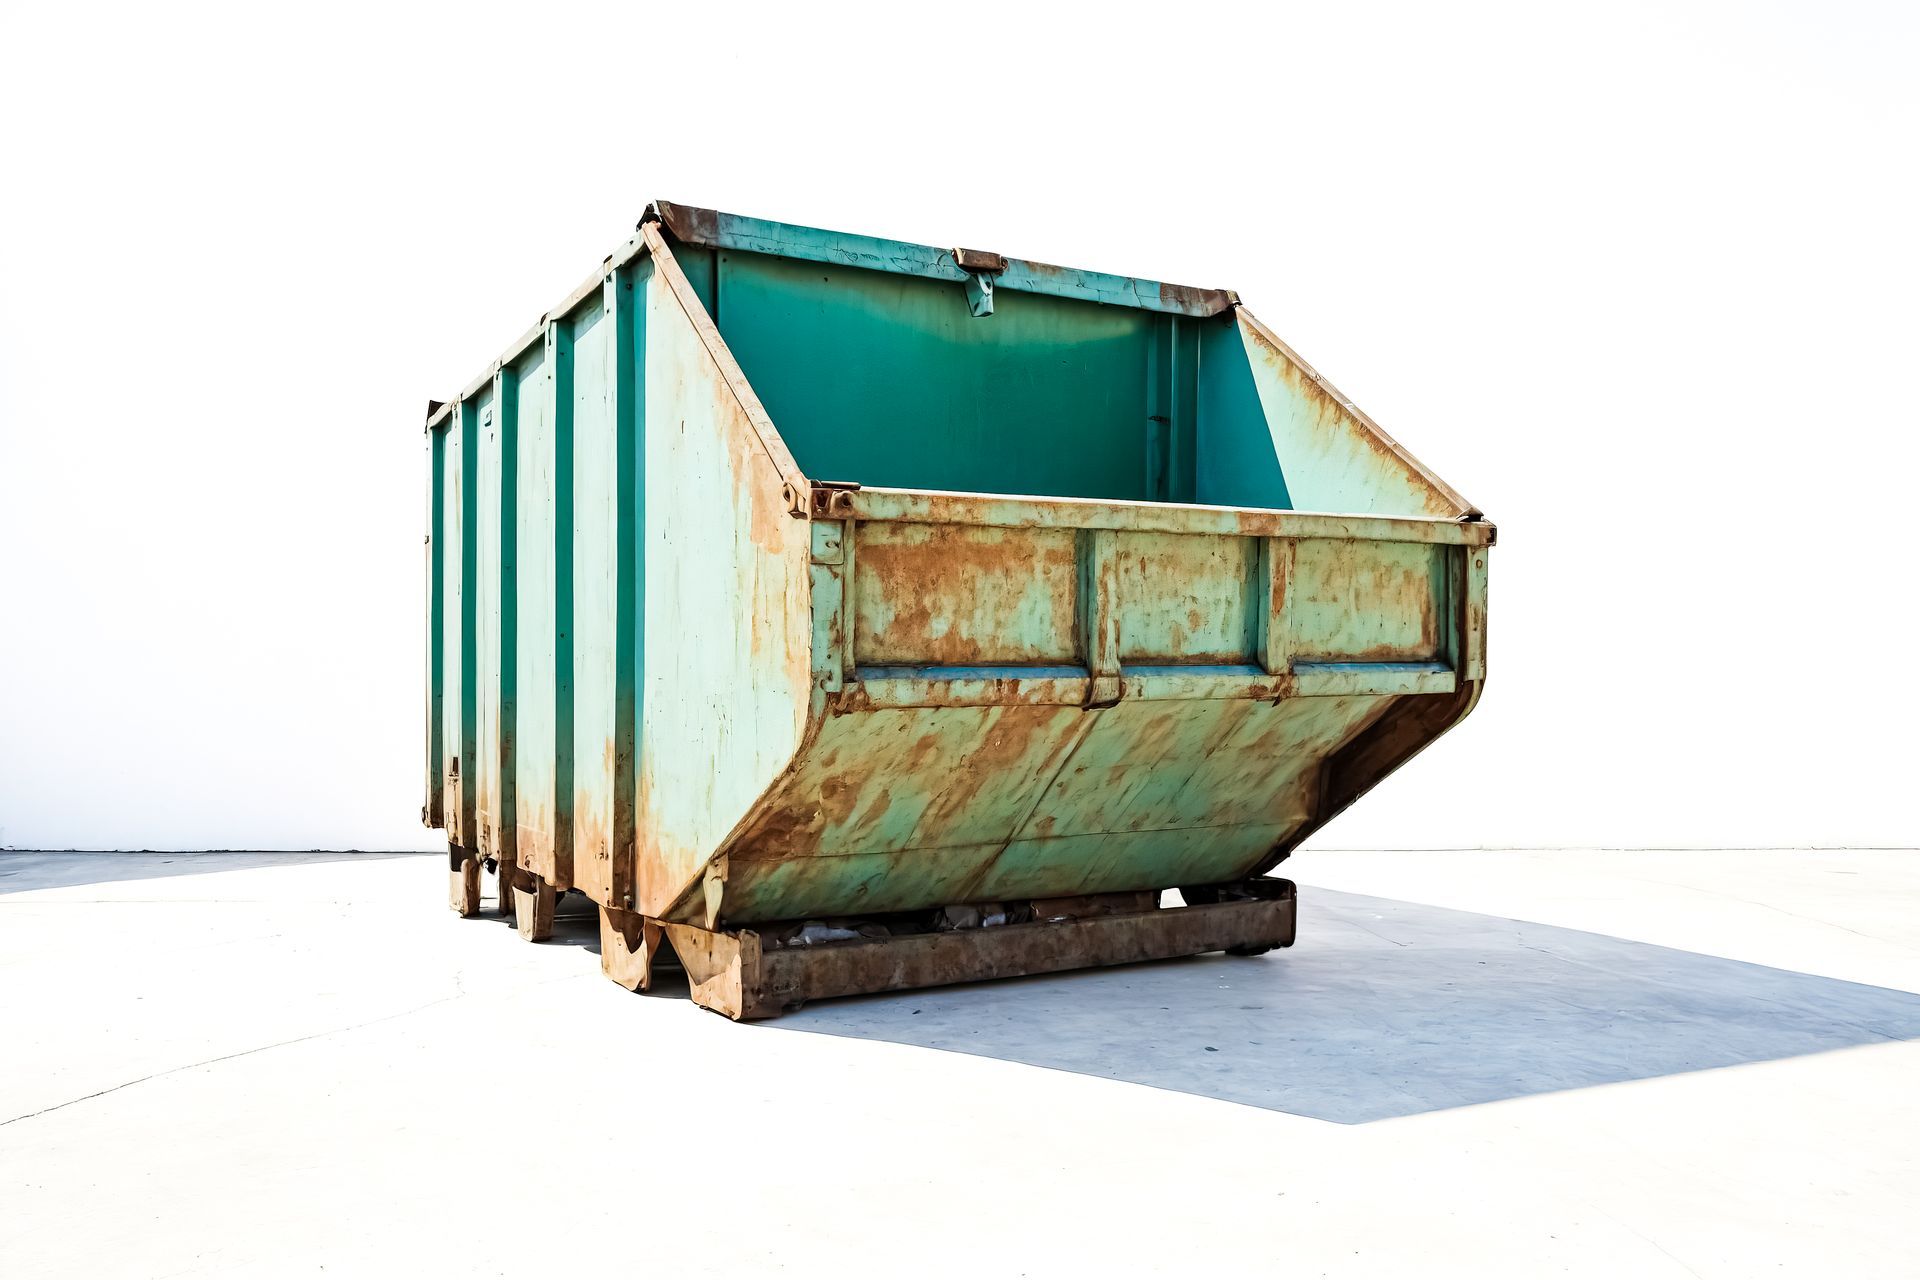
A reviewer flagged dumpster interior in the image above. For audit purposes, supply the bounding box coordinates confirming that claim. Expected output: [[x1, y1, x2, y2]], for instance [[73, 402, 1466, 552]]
[[674, 247, 1296, 510]]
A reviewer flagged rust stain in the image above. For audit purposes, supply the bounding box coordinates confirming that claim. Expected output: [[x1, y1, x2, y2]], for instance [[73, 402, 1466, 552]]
[[910, 707, 1057, 837], [516, 784, 556, 875], [652, 199, 719, 246], [575, 785, 612, 903], [743, 460, 788, 555], [906, 730, 945, 769], [1113, 531, 1258, 663], [1290, 540, 1445, 662], [953, 246, 1007, 273], [700, 355, 795, 559], [725, 705, 1085, 868], [856, 524, 1078, 665], [727, 769, 825, 860], [819, 774, 861, 828], [856, 786, 894, 833], [633, 760, 680, 914], [1018, 258, 1071, 280], [1157, 279, 1233, 314]]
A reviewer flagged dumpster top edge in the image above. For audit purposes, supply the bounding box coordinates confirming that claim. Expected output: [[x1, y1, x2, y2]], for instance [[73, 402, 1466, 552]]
[[826, 485, 1496, 546], [425, 202, 1240, 432], [644, 200, 1239, 321], [424, 223, 655, 430]]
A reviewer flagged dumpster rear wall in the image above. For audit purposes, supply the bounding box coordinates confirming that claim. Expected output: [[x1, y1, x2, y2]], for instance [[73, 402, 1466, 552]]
[[677, 246, 1293, 509]]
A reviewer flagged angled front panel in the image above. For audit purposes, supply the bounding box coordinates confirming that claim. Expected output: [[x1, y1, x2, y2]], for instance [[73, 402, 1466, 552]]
[[635, 238, 812, 917]]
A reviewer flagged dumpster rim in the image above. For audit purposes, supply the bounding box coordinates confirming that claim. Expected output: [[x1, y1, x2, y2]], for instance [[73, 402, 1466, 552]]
[[644, 199, 1238, 320], [822, 485, 1495, 546]]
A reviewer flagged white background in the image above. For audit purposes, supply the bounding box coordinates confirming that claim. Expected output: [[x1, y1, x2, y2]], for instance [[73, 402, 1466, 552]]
[[1, 1, 1914, 853]]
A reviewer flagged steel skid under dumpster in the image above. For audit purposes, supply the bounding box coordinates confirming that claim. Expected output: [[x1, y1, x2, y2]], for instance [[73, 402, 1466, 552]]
[[425, 200, 1491, 1019]]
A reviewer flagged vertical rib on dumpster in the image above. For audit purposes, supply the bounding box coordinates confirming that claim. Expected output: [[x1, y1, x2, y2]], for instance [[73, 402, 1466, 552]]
[[475, 377, 515, 866], [514, 336, 567, 887], [569, 263, 642, 910], [492, 367, 519, 869], [571, 286, 618, 903], [438, 401, 477, 847], [425, 427, 444, 829]]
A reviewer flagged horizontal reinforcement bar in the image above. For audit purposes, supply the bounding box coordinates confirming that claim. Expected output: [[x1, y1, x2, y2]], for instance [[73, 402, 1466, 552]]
[[825, 486, 1496, 547], [844, 662, 1456, 706]]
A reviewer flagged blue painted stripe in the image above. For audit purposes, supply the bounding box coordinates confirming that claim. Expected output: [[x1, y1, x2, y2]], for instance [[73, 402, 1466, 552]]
[[857, 664, 1092, 682], [1291, 661, 1452, 675]]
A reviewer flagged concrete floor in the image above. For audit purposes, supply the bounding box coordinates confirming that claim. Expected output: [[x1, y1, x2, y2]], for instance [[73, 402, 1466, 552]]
[[2, 849, 1917, 1277]]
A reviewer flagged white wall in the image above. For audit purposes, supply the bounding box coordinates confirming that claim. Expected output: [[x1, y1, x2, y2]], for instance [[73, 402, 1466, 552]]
[[2, 1, 1914, 852]]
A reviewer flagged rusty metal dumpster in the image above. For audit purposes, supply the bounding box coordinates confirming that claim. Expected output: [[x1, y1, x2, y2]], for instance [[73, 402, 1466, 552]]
[[425, 200, 1492, 1018]]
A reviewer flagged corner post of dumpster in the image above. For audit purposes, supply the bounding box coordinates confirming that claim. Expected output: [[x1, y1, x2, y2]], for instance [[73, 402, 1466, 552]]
[[1456, 532, 1490, 682], [807, 514, 846, 695], [807, 484, 858, 701]]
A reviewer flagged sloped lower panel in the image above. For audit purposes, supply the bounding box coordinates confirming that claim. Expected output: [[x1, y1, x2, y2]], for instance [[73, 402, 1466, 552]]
[[717, 693, 1395, 924]]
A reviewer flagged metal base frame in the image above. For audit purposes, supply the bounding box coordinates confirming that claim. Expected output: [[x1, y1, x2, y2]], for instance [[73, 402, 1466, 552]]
[[454, 841, 1296, 1020], [659, 883, 1295, 1020]]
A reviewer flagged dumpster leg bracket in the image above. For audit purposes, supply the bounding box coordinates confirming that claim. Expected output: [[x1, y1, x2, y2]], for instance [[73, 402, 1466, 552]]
[[665, 885, 1296, 1020], [601, 907, 665, 992], [448, 846, 481, 918], [512, 874, 556, 942]]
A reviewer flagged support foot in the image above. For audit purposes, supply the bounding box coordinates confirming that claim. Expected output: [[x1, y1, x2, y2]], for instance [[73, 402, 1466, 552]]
[[513, 878, 556, 942], [449, 848, 481, 917], [601, 907, 664, 992]]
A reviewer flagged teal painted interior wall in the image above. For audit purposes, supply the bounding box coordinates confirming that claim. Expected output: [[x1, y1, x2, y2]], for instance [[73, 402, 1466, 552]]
[[680, 248, 1293, 510], [1196, 312, 1293, 510]]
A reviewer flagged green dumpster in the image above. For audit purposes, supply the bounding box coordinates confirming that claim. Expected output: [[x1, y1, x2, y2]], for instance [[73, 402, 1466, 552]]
[[426, 200, 1492, 1018]]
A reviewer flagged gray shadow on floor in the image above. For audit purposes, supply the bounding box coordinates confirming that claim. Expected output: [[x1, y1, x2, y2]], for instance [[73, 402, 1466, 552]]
[[0, 850, 431, 894], [767, 886, 1920, 1123]]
